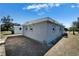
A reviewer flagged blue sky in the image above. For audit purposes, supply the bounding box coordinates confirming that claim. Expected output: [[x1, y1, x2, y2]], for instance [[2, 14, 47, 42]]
[[0, 3, 79, 28]]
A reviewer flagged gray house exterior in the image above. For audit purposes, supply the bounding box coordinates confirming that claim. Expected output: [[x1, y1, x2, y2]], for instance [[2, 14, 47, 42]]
[[23, 17, 64, 45], [14, 26, 23, 34]]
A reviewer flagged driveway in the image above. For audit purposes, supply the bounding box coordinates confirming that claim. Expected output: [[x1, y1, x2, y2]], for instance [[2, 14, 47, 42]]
[[5, 36, 48, 56]]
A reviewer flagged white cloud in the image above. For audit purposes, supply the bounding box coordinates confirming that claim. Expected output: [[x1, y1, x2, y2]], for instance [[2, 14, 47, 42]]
[[71, 5, 75, 8], [23, 3, 61, 11], [55, 3, 60, 7], [48, 3, 54, 8], [48, 3, 61, 7], [23, 4, 48, 11], [22, 3, 61, 16], [71, 4, 79, 8]]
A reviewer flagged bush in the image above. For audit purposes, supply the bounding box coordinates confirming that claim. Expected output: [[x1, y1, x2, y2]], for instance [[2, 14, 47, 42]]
[[64, 33, 68, 38]]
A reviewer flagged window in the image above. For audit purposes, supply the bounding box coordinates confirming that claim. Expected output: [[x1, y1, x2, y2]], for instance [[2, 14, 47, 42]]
[[25, 25, 33, 31], [52, 24, 55, 31], [19, 27, 22, 30], [52, 28, 55, 31], [28, 25, 33, 31]]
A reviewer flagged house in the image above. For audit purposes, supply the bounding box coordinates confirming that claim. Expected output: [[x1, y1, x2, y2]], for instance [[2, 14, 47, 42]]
[[14, 25, 23, 34], [23, 17, 64, 45]]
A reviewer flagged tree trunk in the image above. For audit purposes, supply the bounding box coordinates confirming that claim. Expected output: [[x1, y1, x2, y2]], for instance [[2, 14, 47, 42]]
[[73, 29, 75, 35], [11, 30, 14, 34], [78, 31, 79, 34]]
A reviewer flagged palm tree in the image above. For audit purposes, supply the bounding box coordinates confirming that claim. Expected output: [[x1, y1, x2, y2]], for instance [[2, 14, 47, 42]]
[[77, 17, 79, 33], [72, 21, 77, 35], [70, 17, 79, 34]]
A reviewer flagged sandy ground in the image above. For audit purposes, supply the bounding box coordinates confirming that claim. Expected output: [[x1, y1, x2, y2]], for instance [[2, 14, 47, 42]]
[[0, 44, 5, 56], [45, 32, 79, 56], [0, 32, 6, 56], [5, 36, 48, 56]]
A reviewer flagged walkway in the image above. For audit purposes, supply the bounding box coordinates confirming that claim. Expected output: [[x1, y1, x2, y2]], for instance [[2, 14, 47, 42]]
[[45, 32, 79, 56]]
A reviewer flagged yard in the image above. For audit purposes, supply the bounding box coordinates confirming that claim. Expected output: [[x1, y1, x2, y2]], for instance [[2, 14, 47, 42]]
[[0, 31, 12, 56], [0, 31, 7, 56], [1, 31, 79, 56], [0, 31, 11, 39], [5, 36, 49, 56], [0, 31, 49, 56], [45, 32, 79, 56]]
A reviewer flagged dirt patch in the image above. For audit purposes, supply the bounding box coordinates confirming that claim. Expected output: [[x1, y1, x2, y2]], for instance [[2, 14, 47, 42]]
[[5, 36, 49, 56]]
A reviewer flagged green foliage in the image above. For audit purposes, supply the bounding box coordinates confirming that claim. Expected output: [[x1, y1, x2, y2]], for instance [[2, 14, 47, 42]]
[[1, 15, 14, 31]]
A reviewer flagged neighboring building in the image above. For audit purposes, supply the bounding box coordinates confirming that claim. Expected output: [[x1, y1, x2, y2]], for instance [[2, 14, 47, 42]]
[[23, 17, 64, 45], [14, 26, 23, 34]]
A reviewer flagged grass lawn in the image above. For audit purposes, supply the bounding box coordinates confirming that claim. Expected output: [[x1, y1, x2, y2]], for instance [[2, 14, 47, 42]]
[[1, 31, 11, 35], [45, 32, 79, 56]]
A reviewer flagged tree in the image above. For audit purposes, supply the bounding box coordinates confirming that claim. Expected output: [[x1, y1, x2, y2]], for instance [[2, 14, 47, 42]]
[[76, 17, 79, 33], [1, 15, 14, 33], [64, 28, 68, 31], [72, 21, 77, 35], [69, 27, 73, 31], [70, 17, 79, 35]]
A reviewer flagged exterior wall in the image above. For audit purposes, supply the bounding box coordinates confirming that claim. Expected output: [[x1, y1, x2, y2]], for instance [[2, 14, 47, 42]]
[[23, 21, 64, 44], [47, 23, 64, 44], [14, 26, 23, 34], [23, 22, 48, 42], [60, 26, 65, 35]]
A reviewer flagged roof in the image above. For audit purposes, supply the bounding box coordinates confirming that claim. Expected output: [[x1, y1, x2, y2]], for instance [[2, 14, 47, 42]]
[[23, 17, 64, 27]]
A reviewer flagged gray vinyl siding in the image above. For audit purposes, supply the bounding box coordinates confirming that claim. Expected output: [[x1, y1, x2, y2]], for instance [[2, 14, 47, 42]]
[[23, 21, 64, 44], [23, 22, 48, 42], [47, 23, 64, 44], [14, 26, 23, 34]]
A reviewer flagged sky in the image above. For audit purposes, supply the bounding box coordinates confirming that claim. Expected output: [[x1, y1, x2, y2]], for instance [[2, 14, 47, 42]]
[[0, 3, 79, 28]]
